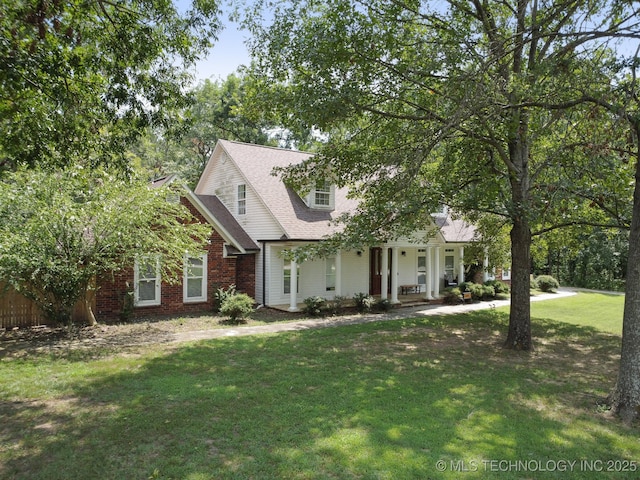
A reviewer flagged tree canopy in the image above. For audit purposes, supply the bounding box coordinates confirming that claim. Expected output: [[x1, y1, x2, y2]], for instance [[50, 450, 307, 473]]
[[0, 0, 220, 173], [242, 0, 640, 350], [0, 167, 211, 325], [130, 73, 275, 187]]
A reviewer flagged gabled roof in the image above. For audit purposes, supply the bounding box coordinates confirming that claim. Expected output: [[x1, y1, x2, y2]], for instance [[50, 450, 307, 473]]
[[150, 174, 177, 188], [209, 140, 476, 244], [433, 215, 477, 243], [195, 194, 260, 252], [148, 174, 258, 255], [216, 140, 358, 240]]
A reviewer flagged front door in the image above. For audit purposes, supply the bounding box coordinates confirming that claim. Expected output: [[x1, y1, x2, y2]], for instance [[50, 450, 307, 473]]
[[369, 248, 392, 295], [370, 248, 382, 295]]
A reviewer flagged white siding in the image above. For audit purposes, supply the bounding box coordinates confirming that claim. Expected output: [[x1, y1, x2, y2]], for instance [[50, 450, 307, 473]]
[[255, 244, 265, 305], [196, 150, 284, 240], [265, 245, 369, 306], [299, 257, 324, 298], [340, 251, 369, 297], [396, 249, 418, 287], [268, 247, 287, 306]]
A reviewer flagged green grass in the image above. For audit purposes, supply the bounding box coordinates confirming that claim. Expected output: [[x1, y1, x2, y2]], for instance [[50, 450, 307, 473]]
[[1, 293, 638, 479], [528, 292, 625, 335]]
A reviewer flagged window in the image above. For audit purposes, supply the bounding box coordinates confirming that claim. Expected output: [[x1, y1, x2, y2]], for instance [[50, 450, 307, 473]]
[[502, 267, 511, 280], [134, 257, 161, 307], [444, 255, 455, 283], [307, 179, 334, 209], [166, 193, 180, 204], [284, 261, 300, 294], [237, 184, 246, 215], [314, 180, 331, 206], [326, 257, 336, 291], [417, 254, 426, 286], [184, 254, 207, 303], [432, 205, 449, 217]]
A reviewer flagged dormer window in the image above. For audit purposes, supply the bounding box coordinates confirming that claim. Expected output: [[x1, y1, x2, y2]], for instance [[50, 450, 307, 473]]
[[307, 179, 335, 210], [314, 180, 331, 206], [433, 204, 449, 217]]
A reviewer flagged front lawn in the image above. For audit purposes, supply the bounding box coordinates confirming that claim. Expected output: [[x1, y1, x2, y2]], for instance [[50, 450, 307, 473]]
[[0, 293, 637, 479], [528, 291, 625, 335]]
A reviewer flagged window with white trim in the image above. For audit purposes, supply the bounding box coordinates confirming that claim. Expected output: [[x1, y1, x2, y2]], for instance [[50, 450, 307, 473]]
[[237, 184, 246, 215], [501, 267, 511, 280], [134, 257, 161, 307], [417, 254, 426, 286], [444, 255, 455, 283], [314, 180, 331, 206], [326, 257, 336, 291], [184, 254, 207, 303], [307, 179, 334, 210]]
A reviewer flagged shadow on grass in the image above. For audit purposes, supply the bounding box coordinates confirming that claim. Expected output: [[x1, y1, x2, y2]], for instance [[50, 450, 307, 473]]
[[1, 311, 637, 479]]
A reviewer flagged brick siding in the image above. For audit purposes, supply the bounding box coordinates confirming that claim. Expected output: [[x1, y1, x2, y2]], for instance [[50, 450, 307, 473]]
[[95, 196, 256, 323]]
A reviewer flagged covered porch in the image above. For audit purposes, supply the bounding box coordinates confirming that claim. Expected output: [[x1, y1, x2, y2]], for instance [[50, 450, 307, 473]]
[[280, 243, 489, 312], [270, 291, 437, 313]]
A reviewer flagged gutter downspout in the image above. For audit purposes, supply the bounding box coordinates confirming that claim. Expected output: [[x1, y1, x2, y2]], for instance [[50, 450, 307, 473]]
[[262, 241, 266, 306]]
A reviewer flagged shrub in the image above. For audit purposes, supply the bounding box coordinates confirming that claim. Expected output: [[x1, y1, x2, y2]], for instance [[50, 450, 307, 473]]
[[119, 284, 135, 322], [462, 282, 484, 301], [442, 287, 462, 305], [213, 284, 236, 313], [220, 293, 254, 324], [326, 295, 348, 315], [376, 298, 393, 312], [353, 292, 376, 313], [484, 279, 509, 295], [481, 284, 496, 300], [303, 296, 326, 317], [535, 275, 560, 292]]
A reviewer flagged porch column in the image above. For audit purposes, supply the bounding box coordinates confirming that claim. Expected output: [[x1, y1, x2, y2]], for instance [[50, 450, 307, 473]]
[[425, 246, 434, 300], [459, 246, 465, 284], [391, 247, 399, 304], [381, 246, 389, 300], [483, 248, 490, 282], [433, 246, 441, 297], [288, 258, 299, 312], [335, 251, 342, 296]]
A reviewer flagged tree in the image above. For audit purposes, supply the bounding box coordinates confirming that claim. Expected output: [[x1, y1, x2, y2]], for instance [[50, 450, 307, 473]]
[[0, 0, 220, 173], [0, 167, 212, 326], [242, 0, 640, 350], [586, 54, 640, 424], [532, 226, 628, 290], [614, 125, 640, 423], [131, 73, 276, 187]]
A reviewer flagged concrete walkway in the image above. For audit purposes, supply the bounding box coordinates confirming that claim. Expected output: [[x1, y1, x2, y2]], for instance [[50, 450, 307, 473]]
[[171, 288, 578, 344]]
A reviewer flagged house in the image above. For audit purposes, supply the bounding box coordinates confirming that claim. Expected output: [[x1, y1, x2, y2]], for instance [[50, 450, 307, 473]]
[[0, 140, 491, 328], [194, 140, 481, 311], [94, 175, 260, 321]]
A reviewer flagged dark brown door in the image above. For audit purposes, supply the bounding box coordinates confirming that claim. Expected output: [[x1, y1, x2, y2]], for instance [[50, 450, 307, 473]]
[[370, 248, 382, 295]]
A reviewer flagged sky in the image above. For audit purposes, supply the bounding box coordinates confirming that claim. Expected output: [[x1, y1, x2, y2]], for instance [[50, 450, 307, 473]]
[[192, 18, 251, 82], [186, 2, 640, 84]]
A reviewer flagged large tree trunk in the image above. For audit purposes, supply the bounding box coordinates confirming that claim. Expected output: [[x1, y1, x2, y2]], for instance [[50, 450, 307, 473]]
[[505, 215, 532, 350], [503, 109, 533, 351], [608, 148, 640, 425]]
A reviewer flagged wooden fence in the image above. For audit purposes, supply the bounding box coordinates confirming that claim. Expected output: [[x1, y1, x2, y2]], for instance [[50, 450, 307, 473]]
[[0, 283, 93, 329]]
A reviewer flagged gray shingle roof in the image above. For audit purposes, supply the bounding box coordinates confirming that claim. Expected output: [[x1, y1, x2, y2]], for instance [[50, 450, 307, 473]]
[[196, 194, 260, 252], [218, 140, 357, 240], [433, 215, 476, 243], [217, 140, 476, 243]]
